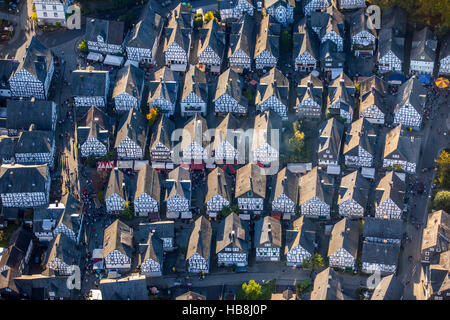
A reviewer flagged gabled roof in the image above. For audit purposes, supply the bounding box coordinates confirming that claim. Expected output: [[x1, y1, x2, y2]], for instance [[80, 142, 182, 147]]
[[254, 15, 280, 59], [0, 227, 32, 271], [205, 167, 233, 204], [197, 19, 225, 60], [56, 193, 83, 235], [216, 213, 249, 253], [349, 8, 377, 38], [46, 233, 79, 269], [394, 77, 426, 116], [105, 169, 126, 201], [100, 275, 148, 300], [15, 125, 53, 155], [114, 109, 148, 149], [71, 68, 109, 97], [112, 65, 144, 100], [363, 217, 404, 240], [362, 241, 401, 266], [150, 115, 175, 151], [299, 167, 333, 205], [371, 275, 404, 300], [383, 125, 420, 164], [14, 37, 53, 83], [235, 164, 267, 198], [135, 221, 175, 243], [78, 106, 109, 131], [85, 18, 125, 46], [293, 19, 319, 60], [229, 14, 255, 59], [0, 164, 48, 194], [186, 216, 212, 261], [337, 171, 370, 207], [343, 119, 377, 157], [381, 6, 407, 39], [103, 220, 133, 259], [429, 264, 450, 297], [271, 167, 299, 204], [255, 68, 289, 106], [422, 210, 450, 252], [176, 291, 206, 300], [439, 33, 450, 60], [328, 218, 359, 258], [410, 27, 437, 62], [251, 110, 282, 152], [181, 66, 208, 103], [318, 118, 344, 157], [163, 4, 192, 53], [311, 267, 345, 300], [77, 121, 109, 146], [212, 113, 241, 152], [329, 72, 355, 92], [141, 233, 163, 265], [378, 28, 404, 62], [14, 274, 77, 299], [214, 68, 248, 108], [254, 216, 282, 248], [374, 171, 406, 212], [126, 4, 164, 49], [134, 164, 161, 202], [180, 114, 208, 151], [359, 87, 388, 115], [0, 60, 19, 84], [285, 216, 316, 255], [147, 66, 179, 105], [360, 76, 389, 97]]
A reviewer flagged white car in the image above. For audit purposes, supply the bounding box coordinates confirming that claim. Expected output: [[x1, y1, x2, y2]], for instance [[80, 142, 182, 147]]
[[257, 1, 262, 11]]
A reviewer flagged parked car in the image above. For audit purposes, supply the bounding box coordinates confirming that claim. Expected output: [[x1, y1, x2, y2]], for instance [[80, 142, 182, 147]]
[[257, 1, 262, 11]]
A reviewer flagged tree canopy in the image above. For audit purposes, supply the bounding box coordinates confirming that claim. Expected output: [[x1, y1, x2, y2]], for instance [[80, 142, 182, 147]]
[[436, 150, 450, 189], [433, 191, 450, 213], [239, 280, 263, 300]]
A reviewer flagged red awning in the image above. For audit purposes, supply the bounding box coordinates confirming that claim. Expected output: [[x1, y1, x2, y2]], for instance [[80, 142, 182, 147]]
[[190, 163, 205, 170]]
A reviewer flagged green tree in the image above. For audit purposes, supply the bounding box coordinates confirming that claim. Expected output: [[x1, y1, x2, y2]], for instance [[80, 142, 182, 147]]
[[433, 191, 450, 213], [436, 150, 450, 189], [301, 254, 325, 278], [78, 40, 88, 53], [238, 280, 262, 300], [296, 279, 312, 299], [393, 164, 404, 172], [194, 16, 203, 29], [280, 30, 292, 53], [120, 201, 134, 220], [85, 154, 97, 168], [288, 121, 307, 162], [204, 11, 214, 22]]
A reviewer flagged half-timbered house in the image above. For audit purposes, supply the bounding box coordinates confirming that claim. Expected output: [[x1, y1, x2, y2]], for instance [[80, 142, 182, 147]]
[[180, 114, 208, 165], [9, 37, 54, 100], [196, 19, 225, 73], [214, 68, 248, 115], [318, 118, 344, 165], [265, 0, 295, 25], [362, 240, 401, 275], [181, 66, 208, 117], [162, 4, 193, 72], [337, 0, 365, 9], [299, 167, 333, 219], [212, 113, 242, 163], [410, 27, 437, 75], [149, 115, 175, 168], [85, 18, 125, 54], [186, 216, 212, 273], [103, 220, 133, 273], [438, 33, 450, 76], [6, 99, 57, 135], [0, 228, 33, 274], [254, 216, 282, 262], [77, 106, 110, 158], [33, 202, 64, 242], [218, 0, 254, 21], [251, 110, 281, 164], [421, 210, 449, 264], [285, 216, 316, 266], [53, 193, 83, 243], [349, 9, 377, 57], [136, 221, 175, 251], [228, 14, 255, 72], [99, 275, 148, 300], [147, 66, 180, 116], [125, 5, 164, 64], [425, 259, 450, 300], [71, 67, 109, 108], [105, 168, 127, 214], [302, 0, 330, 16], [34, 0, 72, 27], [45, 233, 80, 276], [139, 233, 163, 277], [293, 19, 319, 72], [371, 274, 404, 300], [255, 68, 289, 120], [112, 65, 145, 112], [337, 171, 370, 218], [363, 217, 403, 245], [311, 267, 345, 300], [254, 15, 280, 70], [319, 40, 345, 76], [295, 74, 323, 118], [0, 137, 17, 165], [383, 125, 420, 174], [328, 218, 359, 270], [165, 167, 191, 219], [205, 168, 233, 218], [0, 164, 50, 208], [393, 77, 426, 130], [14, 125, 55, 168], [343, 118, 377, 168], [327, 77, 355, 123], [271, 167, 299, 220], [134, 164, 161, 219], [359, 76, 389, 124], [374, 171, 406, 220], [216, 213, 250, 267], [235, 164, 267, 219], [0, 60, 19, 98], [115, 110, 148, 160]]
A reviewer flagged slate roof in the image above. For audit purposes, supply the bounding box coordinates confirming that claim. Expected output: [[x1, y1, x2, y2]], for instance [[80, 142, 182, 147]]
[[254, 216, 282, 248], [337, 171, 370, 207], [14, 37, 53, 83], [100, 275, 148, 300], [311, 267, 345, 300], [251, 110, 282, 153], [78, 106, 109, 131], [328, 218, 359, 258], [349, 8, 377, 39], [394, 77, 426, 116], [15, 125, 53, 155], [135, 221, 175, 244], [147, 67, 179, 106], [105, 168, 127, 201], [383, 125, 420, 165], [363, 217, 404, 240], [360, 76, 389, 97], [205, 167, 233, 204], [293, 19, 319, 61], [319, 40, 345, 67], [0, 227, 32, 271], [77, 120, 109, 146], [134, 164, 161, 203], [299, 167, 333, 205], [176, 291, 206, 300], [140, 233, 163, 265], [429, 265, 450, 297], [318, 118, 344, 158], [112, 65, 144, 101], [328, 72, 355, 94], [255, 68, 289, 107], [71, 68, 109, 97], [439, 33, 450, 60], [381, 7, 407, 39], [422, 210, 450, 252], [56, 193, 83, 235], [0, 60, 19, 85], [371, 275, 404, 300], [103, 220, 133, 259], [213, 68, 248, 108], [410, 27, 437, 62], [235, 163, 267, 199], [180, 114, 208, 151], [0, 164, 48, 194], [126, 4, 164, 50], [374, 171, 406, 211], [181, 66, 208, 103], [309, 3, 344, 33], [45, 233, 80, 270], [186, 216, 212, 261], [6, 99, 54, 132], [0, 136, 17, 160], [163, 4, 192, 54], [85, 18, 125, 46], [284, 216, 316, 256], [197, 19, 225, 62], [229, 14, 255, 60], [114, 109, 148, 150], [149, 115, 175, 151], [216, 213, 250, 253], [359, 86, 389, 116], [14, 274, 78, 300], [343, 118, 377, 157], [271, 167, 299, 204], [212, 113, 241, 153], [378, 28, 404, 63], [362, 241, 401, 266], [254, 15, 280, 59]]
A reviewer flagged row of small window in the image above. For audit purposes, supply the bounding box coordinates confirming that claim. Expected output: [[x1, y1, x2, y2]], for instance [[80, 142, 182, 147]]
[[42, 12, 60, 18]]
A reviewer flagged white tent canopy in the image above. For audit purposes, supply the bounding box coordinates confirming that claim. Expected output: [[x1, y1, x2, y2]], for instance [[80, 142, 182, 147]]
[[87, 52, 103, 62], [103, 55, 123, 66]]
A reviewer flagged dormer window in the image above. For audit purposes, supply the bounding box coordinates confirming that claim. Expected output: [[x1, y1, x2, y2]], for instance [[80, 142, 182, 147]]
[[97, 35, 104, 43]]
